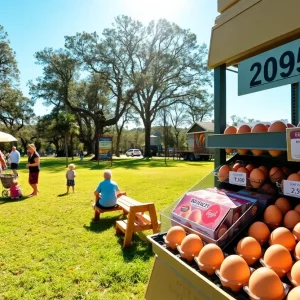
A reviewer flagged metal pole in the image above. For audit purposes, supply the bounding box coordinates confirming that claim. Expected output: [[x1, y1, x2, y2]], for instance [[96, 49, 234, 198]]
[[214, 64, 227, 186], [291, 83, 300, 126]]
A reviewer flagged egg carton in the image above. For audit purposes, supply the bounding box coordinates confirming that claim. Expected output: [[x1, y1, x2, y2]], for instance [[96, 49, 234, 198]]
[[149, 232, 250, 300]]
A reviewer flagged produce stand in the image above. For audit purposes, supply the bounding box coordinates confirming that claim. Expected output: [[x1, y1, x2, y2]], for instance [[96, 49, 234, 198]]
[[145, 0, 300, 299]]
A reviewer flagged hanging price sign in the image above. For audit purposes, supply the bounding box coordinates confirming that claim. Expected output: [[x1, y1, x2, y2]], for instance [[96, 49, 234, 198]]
[[283, 180, 300, 198], [287, 128, 300, 162], [229, 171, 247, 186]]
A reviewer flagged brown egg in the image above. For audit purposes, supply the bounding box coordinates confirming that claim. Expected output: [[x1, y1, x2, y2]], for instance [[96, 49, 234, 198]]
[[237, 124, 251, 133], [268, 121, 287, 157], [259, 165, 269, 178], [197, 244, 224, 275], [248, 267, 284, 300], [290, 260, 300, 286], [275, 197, 291, 215], [232, 162, 242, 172], [237, 125, 251, 155], [251, 124, 268, 156], [288, 173, 300, 182], [248, 221, 270, 245], [249, 168, 265, 188], [237, 167, 250, 177], [165, 226, 186, 250], [236, 237, 262, 265], [295, 242, 300, 261], [219, 255, 250, 292], [293, 223, 300, 241], [282, 166, 292, 177], [284, 210, 300, 229], [245, 164, 255, 173], [258, 183, 277, 195], [264, 205, 282, 228], [218, 165, 231, 182], [269, 167, 285, 183], [269, 120, 287, 132], [224, 126, 237, 154], [269, 227, 296, 251], [295, 205, 300, 214], [263, 244, 293, 277], [180, 234, 203, 260], [287, 287, 300, 300]]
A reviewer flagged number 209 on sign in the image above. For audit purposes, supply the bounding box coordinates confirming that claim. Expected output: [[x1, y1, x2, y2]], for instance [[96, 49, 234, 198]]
[[238, 39, 300, 95]]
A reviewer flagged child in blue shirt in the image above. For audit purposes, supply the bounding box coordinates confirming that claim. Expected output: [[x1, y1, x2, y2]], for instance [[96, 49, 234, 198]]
[[94, 170, 120, 209]]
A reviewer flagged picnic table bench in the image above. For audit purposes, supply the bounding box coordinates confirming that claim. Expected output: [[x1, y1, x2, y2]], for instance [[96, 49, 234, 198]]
[[93, 193, 161, 248]]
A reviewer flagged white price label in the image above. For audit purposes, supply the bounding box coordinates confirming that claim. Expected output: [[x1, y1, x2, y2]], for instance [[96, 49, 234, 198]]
[[229, 171, 247, 186], [283, 180, 300, 198]]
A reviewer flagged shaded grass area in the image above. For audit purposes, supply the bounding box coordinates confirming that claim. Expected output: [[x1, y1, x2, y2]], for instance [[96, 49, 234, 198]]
[[0, 157, 213, 299]]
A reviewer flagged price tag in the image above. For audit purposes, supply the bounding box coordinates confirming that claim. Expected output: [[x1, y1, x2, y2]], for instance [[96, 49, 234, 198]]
[[229, 171, 246, 186], [283, 180, 300, 198], [287, 128, 300, 161]]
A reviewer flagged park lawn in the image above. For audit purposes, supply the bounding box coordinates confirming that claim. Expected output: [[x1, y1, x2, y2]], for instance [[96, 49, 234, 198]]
[[0, 157, 214, 300]]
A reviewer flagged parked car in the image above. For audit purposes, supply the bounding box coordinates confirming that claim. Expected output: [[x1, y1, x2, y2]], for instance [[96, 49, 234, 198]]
[[125, 149, 142, 157]]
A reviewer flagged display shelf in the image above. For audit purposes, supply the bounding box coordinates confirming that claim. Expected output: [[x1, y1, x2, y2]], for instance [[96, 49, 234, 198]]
[[206, 132, 287, 150]]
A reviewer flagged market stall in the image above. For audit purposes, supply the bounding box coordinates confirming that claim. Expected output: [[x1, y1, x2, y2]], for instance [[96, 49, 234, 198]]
[[145, 0, 300, 299]]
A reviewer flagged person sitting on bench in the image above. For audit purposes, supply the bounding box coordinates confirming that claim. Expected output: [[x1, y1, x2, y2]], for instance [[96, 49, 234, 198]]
[[94, 169, 120, 209]]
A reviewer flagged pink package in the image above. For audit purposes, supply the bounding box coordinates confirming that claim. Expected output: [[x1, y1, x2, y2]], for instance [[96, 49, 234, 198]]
[[171, 189, 257, 240]]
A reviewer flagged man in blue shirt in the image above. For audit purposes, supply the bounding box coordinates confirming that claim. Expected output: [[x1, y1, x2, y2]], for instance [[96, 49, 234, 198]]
[[94, 170, 120, 209]]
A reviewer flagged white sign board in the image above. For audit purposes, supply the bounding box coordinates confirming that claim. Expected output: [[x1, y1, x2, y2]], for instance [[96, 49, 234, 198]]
[[229, 171, 246, 186], [283, 180, 300, 198], [238, 39, 300, 95]]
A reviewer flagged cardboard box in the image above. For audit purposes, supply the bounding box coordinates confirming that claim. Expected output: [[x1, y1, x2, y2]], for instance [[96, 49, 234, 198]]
[[236, 189, 275, 210], [171, 190, 257, 240]]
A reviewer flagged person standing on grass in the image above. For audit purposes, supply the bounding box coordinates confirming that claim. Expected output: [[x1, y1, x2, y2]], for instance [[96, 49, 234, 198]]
[[66, 163, 76, 193], [9, 146, 20, 176], [94, 170, 120, 209], [26, 144, 40, 197]]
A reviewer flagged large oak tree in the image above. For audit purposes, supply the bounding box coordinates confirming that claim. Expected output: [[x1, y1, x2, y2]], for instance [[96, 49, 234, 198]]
[[65, 16, 212, 157]]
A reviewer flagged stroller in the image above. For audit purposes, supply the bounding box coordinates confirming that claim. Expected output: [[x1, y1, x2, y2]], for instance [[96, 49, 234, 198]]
[[0, 172, 17, 198]]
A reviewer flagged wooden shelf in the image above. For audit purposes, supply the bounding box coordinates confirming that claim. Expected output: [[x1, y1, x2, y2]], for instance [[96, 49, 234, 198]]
[[206, 132, 287, 150]]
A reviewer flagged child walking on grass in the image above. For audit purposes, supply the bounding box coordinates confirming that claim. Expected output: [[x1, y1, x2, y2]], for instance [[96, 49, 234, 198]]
[[66, 163, 76, 193]]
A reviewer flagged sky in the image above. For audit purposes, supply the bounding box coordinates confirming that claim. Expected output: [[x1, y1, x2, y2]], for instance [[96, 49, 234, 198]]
[[0, 0, 291, 124]]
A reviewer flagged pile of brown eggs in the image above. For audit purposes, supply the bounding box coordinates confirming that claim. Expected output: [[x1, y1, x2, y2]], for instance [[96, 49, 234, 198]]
[[164, 197, 300, 300], [223, 120, 294, 157], [217, 161, 300, 192]]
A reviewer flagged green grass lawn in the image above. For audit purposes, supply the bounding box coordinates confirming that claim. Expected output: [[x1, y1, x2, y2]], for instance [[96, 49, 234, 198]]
[[0, 157, 213, 300]]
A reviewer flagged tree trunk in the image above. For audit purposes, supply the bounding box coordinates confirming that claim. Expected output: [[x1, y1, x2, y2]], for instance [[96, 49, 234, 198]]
[[115, 133, 121, 157], [65, 134, 69, 167], [144, 121, 151, 158]]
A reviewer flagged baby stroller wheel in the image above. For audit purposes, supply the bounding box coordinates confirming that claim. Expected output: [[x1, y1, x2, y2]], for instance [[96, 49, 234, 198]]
[[2, 190, 9, 198]]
